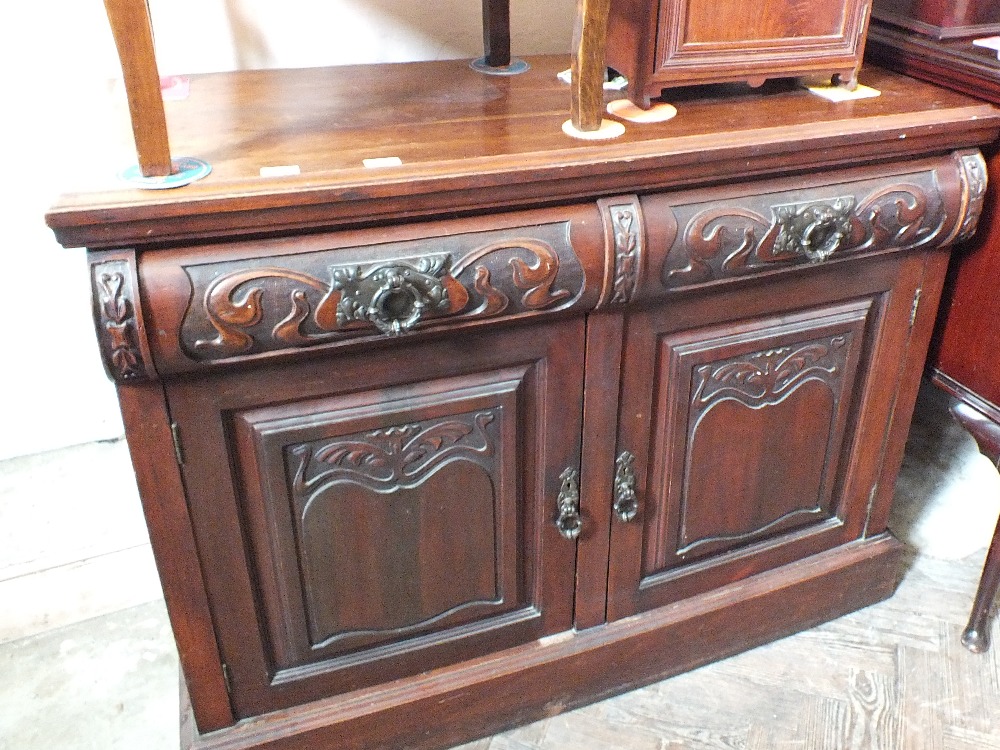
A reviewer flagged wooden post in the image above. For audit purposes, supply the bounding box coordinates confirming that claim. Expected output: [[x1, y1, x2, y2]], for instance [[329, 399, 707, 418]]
[[103, 0, 173, 176], [482, 0, 512, 68], [571, 0, 612, 132]]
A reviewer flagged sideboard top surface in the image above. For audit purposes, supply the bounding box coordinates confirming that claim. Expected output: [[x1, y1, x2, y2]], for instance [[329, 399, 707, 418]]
[[46, 55, 1000, 249]]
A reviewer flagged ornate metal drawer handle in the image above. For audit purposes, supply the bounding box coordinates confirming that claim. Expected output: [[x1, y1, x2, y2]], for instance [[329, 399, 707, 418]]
[[613, 451, 638, 522], [555, 467, 582, 540], [333, 257, 451, 337], [774, 198, 855, 262]]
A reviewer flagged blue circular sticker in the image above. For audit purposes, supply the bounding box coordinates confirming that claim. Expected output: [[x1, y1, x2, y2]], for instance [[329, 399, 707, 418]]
[[119, 156, 212, 190], [469, 57, 530, 76]]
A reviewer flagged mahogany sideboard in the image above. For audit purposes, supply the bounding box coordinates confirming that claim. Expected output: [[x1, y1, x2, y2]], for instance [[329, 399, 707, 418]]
[[46, 57, 1000, 749], [867, 23, 1000, 652]]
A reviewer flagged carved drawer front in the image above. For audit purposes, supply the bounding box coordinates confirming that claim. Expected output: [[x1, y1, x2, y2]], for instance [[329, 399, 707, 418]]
[[606, 250, 927, 620], [164, 319, 584, 717], [631, 152, 984, 303], [134, 204, 604, 379]]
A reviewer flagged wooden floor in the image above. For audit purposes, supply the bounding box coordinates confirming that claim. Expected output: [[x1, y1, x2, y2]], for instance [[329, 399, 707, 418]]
[[1, 384, 998, 749]]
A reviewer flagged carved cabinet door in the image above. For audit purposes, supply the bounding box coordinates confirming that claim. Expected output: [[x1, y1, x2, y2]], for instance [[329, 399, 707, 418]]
[[605, 252, 926, 621], [164, 319, 584, 718]]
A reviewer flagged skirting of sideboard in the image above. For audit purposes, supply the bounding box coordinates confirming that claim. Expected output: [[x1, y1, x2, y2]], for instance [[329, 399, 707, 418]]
[[180, 534, 904, 750]]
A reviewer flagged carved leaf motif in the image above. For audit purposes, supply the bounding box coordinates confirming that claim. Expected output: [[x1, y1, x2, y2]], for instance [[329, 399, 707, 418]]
[[197, 268, 331, 354], [273, 290, 313, 345], [855, 185, 931, 251], [471, 266, 509, 316], [694, 336, 850, 409], [507, 243, 571, 309], [295, 411, 496, 495], [673, 207, 771, 282], [95, 267, 145, 380], [99, 273, 129, 322], [611, 208, 640, 305]]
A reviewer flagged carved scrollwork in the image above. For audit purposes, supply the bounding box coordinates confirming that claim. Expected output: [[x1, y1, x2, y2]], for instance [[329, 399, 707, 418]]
[[662, 175, 947, 289], [290, 410, 496, 497], [92, 258, 155, 382], [692, 335, 851, 411], [183, 223, 580, 360]]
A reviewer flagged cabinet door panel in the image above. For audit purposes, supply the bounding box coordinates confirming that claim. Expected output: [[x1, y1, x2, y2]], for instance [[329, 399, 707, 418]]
[[234, 373, 526, 668], [607, 254, 923, 621], [167, 320, 584, 717], [645, 308, 867, 571]]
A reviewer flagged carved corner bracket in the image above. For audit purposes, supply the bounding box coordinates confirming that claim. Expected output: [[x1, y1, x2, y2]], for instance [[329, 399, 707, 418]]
[[91, 252, 157, 383], [954, 151, 988, 244]]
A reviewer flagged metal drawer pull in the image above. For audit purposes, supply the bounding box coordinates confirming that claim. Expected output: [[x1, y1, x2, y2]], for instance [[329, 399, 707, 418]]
[[774, 198, 855, 263], [334, 258, 451, 337], [613, 451, 638, 522], [555, 467, 583, 540]]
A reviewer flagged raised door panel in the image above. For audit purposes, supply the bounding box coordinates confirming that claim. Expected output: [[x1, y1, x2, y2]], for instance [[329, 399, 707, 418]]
[[606, 254, 923, 621], [655, 0, 869, 73], [166, 320, 584, 717]]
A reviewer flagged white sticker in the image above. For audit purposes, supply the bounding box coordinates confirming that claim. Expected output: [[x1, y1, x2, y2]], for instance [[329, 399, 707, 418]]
[[259, 165, 301, 177], [973, 36, 1000, 60], [363, 157, 404, 168], [805, 83, 881, 103]]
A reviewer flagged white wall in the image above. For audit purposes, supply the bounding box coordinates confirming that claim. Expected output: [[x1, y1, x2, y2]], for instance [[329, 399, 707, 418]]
[[0, 0, 575, 461]]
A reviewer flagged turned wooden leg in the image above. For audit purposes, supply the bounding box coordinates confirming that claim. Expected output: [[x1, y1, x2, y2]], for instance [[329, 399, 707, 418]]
[[482, 0, 511, 68], [103, 0, 172, 176], [951, 400, 1000, 653], [571, 0, 611, 132]]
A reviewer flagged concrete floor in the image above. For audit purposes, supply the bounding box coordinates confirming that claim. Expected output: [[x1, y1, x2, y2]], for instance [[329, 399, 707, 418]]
[[1, 384, 998, 749]]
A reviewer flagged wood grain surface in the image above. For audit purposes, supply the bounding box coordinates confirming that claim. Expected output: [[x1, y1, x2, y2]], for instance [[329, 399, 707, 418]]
[[45, 57, 1000, 249]]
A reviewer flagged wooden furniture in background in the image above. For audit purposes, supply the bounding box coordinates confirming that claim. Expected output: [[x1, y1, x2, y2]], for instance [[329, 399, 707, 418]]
[[47, 59, 999, 749], [867, 19, 1000, 652], [607, 0, 874, 108], [872, 0, 1000, 39]]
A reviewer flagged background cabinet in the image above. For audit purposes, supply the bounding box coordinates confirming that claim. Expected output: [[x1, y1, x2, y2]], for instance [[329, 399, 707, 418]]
[[607, 0, 873, 106]]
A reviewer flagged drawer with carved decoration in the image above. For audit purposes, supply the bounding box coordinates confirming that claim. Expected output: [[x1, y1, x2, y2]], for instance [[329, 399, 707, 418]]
[[90, 152, 984, 384]]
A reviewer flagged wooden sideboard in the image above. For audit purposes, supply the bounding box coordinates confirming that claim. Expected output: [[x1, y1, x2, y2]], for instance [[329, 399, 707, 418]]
[[867, 22, 1000, 652], [46, 58, 1000, 749]]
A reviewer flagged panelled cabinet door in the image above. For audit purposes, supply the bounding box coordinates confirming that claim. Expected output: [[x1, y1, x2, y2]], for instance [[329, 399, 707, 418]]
[[165, 319, 584, 717], [606, 253, 924, 621]]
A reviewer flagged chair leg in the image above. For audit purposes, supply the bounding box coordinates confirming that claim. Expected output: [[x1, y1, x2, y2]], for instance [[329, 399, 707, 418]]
[[571, 0, 611, 132], [482, 0, 511, 68], [951, 400, 1000, 653], [104, 0, 172, 176]]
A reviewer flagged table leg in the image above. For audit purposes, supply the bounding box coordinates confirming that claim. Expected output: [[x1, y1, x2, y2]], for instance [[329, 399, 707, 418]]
[[482, 0, 511, 68], [103, 0, 172, 176], [571, 0, 611, 132], [951, 400, 1000, 653]]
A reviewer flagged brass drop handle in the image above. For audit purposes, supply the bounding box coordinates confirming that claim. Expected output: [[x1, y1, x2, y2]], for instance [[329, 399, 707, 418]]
[[333, 259, 451, 337], [555, 467, 582, 540], [774, 198, 855, 263], [613, 451, 638, 522]]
